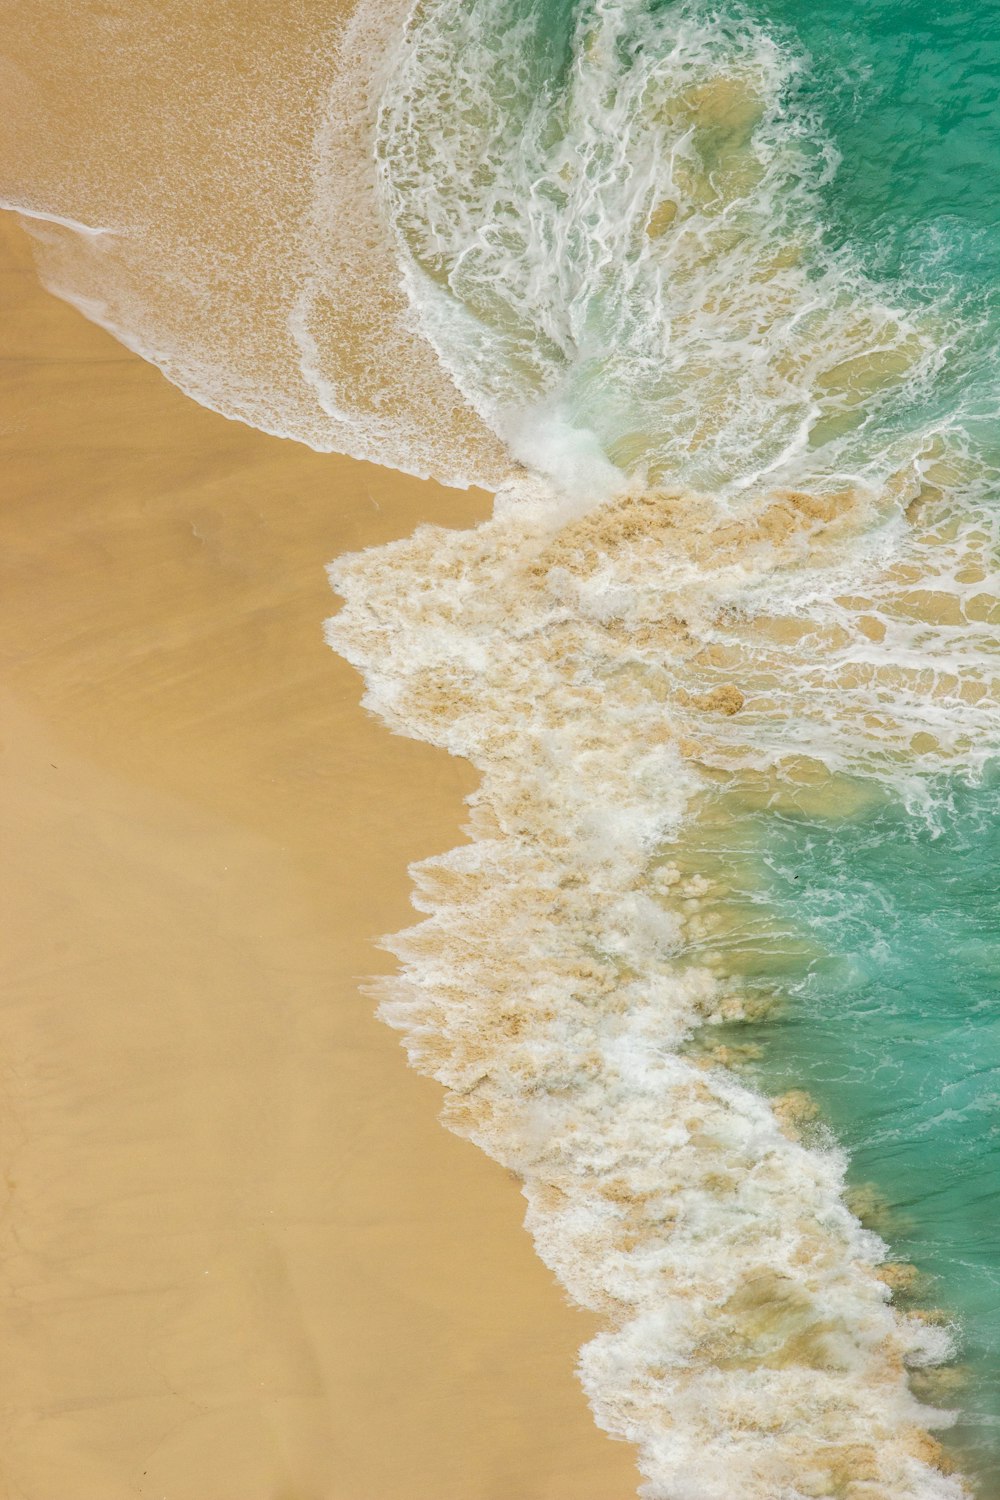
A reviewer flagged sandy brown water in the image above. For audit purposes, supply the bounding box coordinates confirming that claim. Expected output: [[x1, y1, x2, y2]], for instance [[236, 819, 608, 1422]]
[[0, 217, 638, 1500]]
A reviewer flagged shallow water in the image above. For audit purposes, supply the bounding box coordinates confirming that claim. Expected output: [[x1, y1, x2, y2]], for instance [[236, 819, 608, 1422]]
[[680, 771, 1000, 1487]]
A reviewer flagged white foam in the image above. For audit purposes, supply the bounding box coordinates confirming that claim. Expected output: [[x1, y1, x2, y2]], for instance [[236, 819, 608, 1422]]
[[340, 15, 997, 1481], [328, 469, 985, 1497], [501, 401, 627, 499], [0, 200, 117, 238], [374, 0, 960, 501]]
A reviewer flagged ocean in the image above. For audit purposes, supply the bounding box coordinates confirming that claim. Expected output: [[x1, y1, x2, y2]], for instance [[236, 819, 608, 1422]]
[[5, 0, 1000, 1494]]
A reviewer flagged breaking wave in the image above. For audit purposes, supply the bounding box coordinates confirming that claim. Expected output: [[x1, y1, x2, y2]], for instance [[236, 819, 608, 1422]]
[[329, 1, 1000, 1492]]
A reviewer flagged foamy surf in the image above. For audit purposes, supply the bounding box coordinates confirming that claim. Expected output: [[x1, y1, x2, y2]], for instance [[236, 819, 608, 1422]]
[[327, 464, 992, 1497], [373, 0, 962, 500], [7, 0, 1000, 1490], [326, 4, 998, 1489]]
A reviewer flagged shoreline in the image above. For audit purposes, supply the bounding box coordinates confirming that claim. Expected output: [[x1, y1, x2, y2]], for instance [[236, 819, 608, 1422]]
[[0, 217, 638, 1499]]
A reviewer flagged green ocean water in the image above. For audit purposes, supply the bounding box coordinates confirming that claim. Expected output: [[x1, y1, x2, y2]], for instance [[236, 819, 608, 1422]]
[[687, 1, 1000, 1484], [693, 773, 1000, 1486], [764, 0, 1000, 285], [461, 0, 1000, 1480], [716, 2, 1000, 1484], [387, 0, 1000, 1478], [767, 0, 1000, 458]]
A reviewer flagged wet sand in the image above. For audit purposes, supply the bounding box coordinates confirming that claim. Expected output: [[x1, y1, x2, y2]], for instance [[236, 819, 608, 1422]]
[[0, 218, 638, 1499]]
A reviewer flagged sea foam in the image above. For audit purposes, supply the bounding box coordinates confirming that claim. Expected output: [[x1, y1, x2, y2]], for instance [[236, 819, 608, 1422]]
[[2, 0, 509, 487], [374, 0, 963, 500], [328, 469, 984, 1497]]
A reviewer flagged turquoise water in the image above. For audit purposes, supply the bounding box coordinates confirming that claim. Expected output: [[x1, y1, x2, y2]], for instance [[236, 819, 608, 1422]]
[[381, 0, 1000, 1479], [765, 0, 1000, 459], [698, 775, 1000, 1485], [763, 0, 1000, 283], [682, 1, 1000, 1480], [485, 0, 1000, 1478], [701, 2, 1000, 1482]]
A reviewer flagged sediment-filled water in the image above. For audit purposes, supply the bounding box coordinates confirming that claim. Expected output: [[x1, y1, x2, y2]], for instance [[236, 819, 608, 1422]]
[[689, 770, 1000, 1489], [5, 0, 1000, 1494]]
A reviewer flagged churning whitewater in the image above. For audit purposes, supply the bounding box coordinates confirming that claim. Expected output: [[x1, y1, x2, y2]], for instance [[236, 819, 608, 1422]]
[[328, 469, 989, 1500], [329, 1, 999, 1493], [9, 0, 1000, 1492]]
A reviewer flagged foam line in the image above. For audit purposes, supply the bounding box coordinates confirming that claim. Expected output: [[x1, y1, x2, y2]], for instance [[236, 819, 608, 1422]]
[[0, 200, 118, 237]]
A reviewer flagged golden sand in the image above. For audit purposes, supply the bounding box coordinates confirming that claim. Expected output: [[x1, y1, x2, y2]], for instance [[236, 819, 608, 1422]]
[[0, 218, 637, 1499]]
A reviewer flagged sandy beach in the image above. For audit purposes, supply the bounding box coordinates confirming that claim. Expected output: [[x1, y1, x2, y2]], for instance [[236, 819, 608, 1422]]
[[0, 217, 638, 1499]]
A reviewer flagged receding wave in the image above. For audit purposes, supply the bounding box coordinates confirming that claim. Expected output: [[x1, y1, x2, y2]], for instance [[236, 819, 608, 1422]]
[[0, 0, 509, 486], [7, 0, 999, 1492]]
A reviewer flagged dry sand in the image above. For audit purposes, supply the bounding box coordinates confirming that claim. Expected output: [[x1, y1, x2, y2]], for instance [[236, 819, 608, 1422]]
[[0, 217, 637, 1500]]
